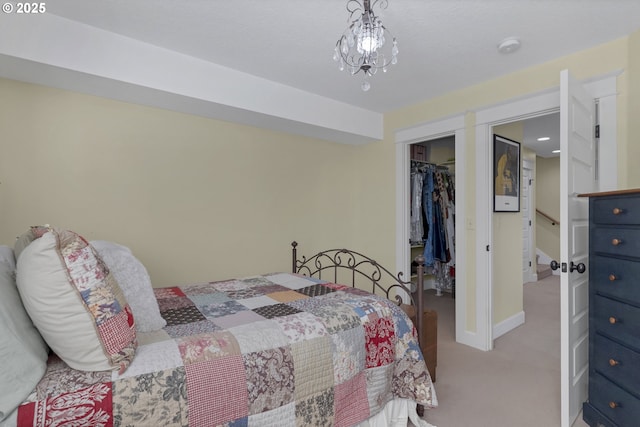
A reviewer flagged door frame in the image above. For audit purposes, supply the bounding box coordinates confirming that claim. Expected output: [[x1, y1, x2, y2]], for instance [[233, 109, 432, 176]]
[[475, 71, 619, 351], [395, 114, 472, 346], [522, 159, 535, 284], [395, 71, 619, 352]]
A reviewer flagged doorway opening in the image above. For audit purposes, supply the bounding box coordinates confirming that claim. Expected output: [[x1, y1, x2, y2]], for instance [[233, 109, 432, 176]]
[[408, 136, 457, 340], [394, 113, 470, 347], [483, 109, 566, 344], [492, 113, 562, 291]]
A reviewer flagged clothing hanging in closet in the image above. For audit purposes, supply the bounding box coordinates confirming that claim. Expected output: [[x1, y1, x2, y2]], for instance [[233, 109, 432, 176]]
[[410, 161, 455, 294]]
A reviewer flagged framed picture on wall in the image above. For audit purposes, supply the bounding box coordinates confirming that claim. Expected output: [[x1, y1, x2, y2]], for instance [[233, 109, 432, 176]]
[[493, 134, 520, 212]]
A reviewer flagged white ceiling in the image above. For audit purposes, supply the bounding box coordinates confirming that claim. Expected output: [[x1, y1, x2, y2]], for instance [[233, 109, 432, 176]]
[[522, 113, 561, 158], [1, 0, 638, 148]]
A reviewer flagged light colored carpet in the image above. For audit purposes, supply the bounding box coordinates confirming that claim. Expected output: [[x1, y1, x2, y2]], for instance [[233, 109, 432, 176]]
[[419, 274, 589, 427]]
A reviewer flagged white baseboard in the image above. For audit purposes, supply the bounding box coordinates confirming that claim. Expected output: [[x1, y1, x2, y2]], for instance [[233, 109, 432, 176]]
[[536, 248, 552, 265], [457, 329, 490, 351], [493, 310, 525, 340], [536, 248, 560, 276]]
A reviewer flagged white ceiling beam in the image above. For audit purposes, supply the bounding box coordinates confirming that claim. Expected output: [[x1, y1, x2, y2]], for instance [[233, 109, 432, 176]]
[[0, 13, 382, 145]]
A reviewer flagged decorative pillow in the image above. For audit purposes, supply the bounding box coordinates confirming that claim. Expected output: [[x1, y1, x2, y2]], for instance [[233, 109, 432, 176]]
[[16, 227, 137, 373], [0, 257, 49, 421], [91, 240, 166, 333]]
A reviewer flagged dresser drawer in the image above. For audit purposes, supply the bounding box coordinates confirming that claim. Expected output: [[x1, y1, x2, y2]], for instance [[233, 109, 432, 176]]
[[591, 256, 640, 307], [593, 196, 640, 225], [591, 227, 640, 258], [592, 296, 640, 351], [589, 372, 640, 426], [593, 334, 640, 397]]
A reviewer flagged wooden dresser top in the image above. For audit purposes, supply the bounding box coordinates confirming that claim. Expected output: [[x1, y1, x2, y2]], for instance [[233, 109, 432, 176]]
[[578, 188, 640, 198]]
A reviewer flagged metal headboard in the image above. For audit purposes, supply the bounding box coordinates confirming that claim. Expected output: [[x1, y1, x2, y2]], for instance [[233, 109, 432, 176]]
[[291, 241, 426, 347]]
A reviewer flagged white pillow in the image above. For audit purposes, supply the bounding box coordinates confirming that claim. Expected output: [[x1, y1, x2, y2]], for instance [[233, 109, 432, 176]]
[[0, 246, 15, 271], [91, 240, 166, 333], [16, 228, 137, 373], [13, 225, 49, 262], [0, 258, 48, 421]]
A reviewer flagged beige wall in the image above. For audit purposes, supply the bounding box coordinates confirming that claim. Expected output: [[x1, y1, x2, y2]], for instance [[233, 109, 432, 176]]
[[536, 157, 561, 260], [0, 79, 362, 287], [1, 31, 638, 335], [491, 123, 524, 324]]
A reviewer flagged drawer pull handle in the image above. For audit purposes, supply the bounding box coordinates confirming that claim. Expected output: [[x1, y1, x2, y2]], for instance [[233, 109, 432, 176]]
[[609, 316, 618, 324], [609, 358, 619, 367], [612, 208, 624, 215], [611, 238, 622, 246], [609, 274, 617, 281], [609, 401, 619, 409]]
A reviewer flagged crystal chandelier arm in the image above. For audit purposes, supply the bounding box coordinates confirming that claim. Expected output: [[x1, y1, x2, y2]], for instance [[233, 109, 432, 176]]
[[334, 0, 398, 91], [345, 0, 364, 21], [371, 0, 389, 11]]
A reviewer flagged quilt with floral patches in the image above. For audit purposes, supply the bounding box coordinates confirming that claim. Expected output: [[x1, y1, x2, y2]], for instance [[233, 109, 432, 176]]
[[13, 273, 435, 427]]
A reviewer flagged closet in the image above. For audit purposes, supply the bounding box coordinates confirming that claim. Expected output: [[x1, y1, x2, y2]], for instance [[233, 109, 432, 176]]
[[410, 137, 456, 297]]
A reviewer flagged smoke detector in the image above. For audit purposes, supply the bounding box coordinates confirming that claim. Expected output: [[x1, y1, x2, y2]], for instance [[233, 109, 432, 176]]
[[497, 37, 521, 54]]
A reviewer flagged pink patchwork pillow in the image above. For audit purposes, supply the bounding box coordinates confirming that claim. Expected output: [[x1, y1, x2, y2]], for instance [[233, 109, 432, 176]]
[[15, 226, 137, 373]]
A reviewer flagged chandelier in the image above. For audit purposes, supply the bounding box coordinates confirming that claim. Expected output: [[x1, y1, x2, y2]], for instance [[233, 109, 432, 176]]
[[333, 0, 398, 91]]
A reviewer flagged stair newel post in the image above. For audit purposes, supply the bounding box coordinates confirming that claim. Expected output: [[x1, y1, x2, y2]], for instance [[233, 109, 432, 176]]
[[291, 241, 298, 273]]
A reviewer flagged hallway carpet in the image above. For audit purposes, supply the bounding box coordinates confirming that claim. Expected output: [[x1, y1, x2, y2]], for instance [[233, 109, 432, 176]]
[[420, 275, 589, 427]]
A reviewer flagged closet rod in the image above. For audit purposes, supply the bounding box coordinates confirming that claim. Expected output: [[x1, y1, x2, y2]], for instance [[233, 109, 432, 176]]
[[411, 160, 450, 173]]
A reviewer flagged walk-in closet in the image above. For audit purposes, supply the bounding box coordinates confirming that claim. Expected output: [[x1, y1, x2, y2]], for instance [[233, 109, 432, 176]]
[[409, 137, 456, 298]]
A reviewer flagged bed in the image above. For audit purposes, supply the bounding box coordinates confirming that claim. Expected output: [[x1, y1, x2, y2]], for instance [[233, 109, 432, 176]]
[[1, 227, 437, 427]]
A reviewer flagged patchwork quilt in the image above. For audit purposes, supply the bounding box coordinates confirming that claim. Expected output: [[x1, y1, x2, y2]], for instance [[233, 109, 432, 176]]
[[13, 273, 435, 427]]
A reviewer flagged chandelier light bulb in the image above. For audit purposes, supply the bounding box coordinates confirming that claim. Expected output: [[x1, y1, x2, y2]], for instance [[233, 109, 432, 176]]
[[334, 0, 398, 90]]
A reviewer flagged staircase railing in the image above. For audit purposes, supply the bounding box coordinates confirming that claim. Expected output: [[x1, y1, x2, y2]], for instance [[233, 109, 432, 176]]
[[536, 209, 559, 226]]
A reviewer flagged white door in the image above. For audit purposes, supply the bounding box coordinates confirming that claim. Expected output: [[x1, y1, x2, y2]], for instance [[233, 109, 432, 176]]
[[522, 164, 534, 283], [559, 69, 595, 427]]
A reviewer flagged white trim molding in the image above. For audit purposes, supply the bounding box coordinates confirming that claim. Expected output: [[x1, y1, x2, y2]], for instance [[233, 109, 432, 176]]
[[473, 72, 619, 350], [395, 114, 477, 349], [493, 311, 526, 340]]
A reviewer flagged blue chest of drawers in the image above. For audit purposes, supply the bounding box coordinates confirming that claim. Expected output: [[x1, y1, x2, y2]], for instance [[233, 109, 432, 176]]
[[583, 190, 640, 427]]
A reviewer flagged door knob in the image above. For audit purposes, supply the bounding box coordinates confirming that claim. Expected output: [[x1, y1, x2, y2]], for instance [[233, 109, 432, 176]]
[[570, 262, 586, 274], [550, 260, 560, 271]]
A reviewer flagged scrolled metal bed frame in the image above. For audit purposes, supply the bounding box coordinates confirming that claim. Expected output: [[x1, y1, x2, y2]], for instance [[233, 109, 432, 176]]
[[291, 241, 426, 356]]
